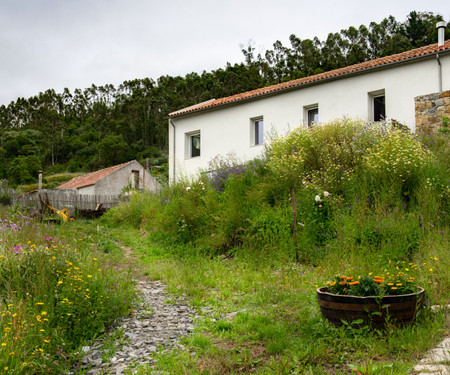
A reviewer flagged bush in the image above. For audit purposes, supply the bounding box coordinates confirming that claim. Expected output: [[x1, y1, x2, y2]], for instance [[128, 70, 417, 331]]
[[103, 119, 449, 265]]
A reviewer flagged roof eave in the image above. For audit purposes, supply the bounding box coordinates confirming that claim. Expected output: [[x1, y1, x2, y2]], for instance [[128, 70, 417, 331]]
[[169, 50, 449, 119]]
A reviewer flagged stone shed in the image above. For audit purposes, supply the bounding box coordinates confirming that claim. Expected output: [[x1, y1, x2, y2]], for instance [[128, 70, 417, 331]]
[[57, 160, 161, 196]]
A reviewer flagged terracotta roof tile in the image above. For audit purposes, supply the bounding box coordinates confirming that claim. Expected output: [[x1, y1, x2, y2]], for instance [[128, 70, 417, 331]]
[[169, 40, 450, 118], [57, 161, 135, 189]]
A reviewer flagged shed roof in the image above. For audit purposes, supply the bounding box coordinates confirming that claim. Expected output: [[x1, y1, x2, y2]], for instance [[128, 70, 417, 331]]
[[169, 40, 450, 118], [57, 161, 136, 189]]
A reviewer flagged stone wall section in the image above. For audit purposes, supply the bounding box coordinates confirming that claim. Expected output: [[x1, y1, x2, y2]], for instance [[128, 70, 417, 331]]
[[415, 91, 450, 134]]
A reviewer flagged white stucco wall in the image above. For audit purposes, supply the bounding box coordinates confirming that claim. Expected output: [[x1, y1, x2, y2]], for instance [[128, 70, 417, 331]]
[[169, 53, 450, 182]]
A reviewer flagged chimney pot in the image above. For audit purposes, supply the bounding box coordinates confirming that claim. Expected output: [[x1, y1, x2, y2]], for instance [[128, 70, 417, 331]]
[[436, 21, 447, 47]]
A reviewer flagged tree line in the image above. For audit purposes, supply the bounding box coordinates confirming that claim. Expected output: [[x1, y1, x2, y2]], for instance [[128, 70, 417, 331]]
[[0, 11, 447, 185]]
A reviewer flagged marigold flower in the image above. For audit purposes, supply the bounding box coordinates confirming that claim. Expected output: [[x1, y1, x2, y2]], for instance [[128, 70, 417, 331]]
[[339, 281, 346, 285], [349, 281, 360, 285], [346, 277, 353, 281]]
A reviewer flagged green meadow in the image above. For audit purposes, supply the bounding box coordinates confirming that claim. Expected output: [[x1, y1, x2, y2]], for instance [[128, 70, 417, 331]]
[[1, 119, 448, 374]]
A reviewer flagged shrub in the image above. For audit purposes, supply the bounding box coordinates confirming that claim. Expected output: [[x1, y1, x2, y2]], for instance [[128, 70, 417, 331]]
[[103, 118, 449, 265], [362, 129, 434, 193]]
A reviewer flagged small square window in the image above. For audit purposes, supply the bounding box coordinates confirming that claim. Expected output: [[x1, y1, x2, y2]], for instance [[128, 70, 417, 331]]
[[307, 107, 319, 127], [254, 119, 264, 145]]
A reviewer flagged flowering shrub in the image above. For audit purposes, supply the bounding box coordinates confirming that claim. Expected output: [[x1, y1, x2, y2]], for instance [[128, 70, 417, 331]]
[[206, 155, 256, 192], [326, 271, 420, 297], [363, 129, 434, 184]]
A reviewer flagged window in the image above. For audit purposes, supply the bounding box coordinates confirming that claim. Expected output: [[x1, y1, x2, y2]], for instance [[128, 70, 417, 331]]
[[254, 119, 264, 145], [186, 131, 200, 158], [373, 95, 385, 121], [369, 89, 386, 122], [132, 170, 140, 189], [304, 104, 319, 127], [308, 108, 319, 127], [250, 117, 263, 146]]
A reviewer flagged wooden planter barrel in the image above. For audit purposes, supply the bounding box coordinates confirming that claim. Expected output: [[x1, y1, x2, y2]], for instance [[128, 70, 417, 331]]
[[317, 287, 425, 328]]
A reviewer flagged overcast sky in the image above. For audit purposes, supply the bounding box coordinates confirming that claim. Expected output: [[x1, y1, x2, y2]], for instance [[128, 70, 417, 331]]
[[0, 0, 448, 106]]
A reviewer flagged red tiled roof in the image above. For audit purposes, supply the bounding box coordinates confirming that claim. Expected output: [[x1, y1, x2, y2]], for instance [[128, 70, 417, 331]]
[[169, 40, 450, 118], [57, 161, 135, 189]]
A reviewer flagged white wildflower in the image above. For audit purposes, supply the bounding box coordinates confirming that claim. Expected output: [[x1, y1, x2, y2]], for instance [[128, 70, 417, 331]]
[[186, 187, 191, 191], [324, 191, 330, 197], [315, 195, 321, 202]]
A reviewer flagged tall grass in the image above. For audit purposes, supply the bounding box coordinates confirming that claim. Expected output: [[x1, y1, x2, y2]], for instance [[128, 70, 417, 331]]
[[98, 119, 449, 374], [0, 210, 135, 374], [104, 118, 448, 296]]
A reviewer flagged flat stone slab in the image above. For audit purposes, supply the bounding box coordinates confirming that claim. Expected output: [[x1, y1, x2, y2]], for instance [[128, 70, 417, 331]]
[[414, 335, 450, 374]]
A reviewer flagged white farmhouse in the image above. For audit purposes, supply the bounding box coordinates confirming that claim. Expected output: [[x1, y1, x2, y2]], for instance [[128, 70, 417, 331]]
[[168, 35, 450, 183]]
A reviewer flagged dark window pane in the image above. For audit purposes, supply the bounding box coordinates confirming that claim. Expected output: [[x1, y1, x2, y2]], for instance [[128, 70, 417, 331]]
[[191, 134, 200, 157], [308, 108, 318, 127], [374, 96, 385, 121]]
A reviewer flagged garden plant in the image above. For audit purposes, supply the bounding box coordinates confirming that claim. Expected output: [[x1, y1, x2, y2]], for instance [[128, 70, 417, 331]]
[[99, 118, 449, 374], [1, 118, 448, 374]]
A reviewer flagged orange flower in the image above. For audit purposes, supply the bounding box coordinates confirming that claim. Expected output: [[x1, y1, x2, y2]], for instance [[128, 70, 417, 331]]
[[339, 281, 347, 285], [349, 281, 360, 286], [346, 277, 353, 281]]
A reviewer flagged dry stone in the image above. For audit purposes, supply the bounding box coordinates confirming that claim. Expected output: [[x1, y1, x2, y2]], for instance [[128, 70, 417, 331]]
[[415, 90, 450, 134], [70, 279, 201, 374]]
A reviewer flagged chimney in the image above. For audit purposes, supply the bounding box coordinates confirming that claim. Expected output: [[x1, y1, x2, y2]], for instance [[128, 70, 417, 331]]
[[38, 170, 42, 190], [436, 21, 447, 47]]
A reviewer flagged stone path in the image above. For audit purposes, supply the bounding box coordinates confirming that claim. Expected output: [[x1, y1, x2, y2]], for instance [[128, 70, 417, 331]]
[[71, 244, 449, 374], [413, 336, 450, 374], [73, 279, 201, 374]]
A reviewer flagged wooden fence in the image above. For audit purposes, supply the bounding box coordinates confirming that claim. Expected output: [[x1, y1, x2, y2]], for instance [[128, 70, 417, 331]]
[[16, 189, 128, 215]]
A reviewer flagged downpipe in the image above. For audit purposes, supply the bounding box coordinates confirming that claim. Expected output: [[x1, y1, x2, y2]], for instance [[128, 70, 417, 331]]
[[436, 53, 442, 93], [170, 119, 176, 184]]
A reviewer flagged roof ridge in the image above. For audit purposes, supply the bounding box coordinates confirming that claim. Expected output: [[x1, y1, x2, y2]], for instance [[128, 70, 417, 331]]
[[169, 40, 450, 118], [57, 160, 136, 189]]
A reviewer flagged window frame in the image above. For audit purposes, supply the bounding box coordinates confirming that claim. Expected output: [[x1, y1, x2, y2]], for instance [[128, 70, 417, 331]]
[[303, 104, 319, 127], [250, 117, 264, 146], [368, 89, 386, 122], [131, 170, 140, 190], [185, 131, 201, 159]]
